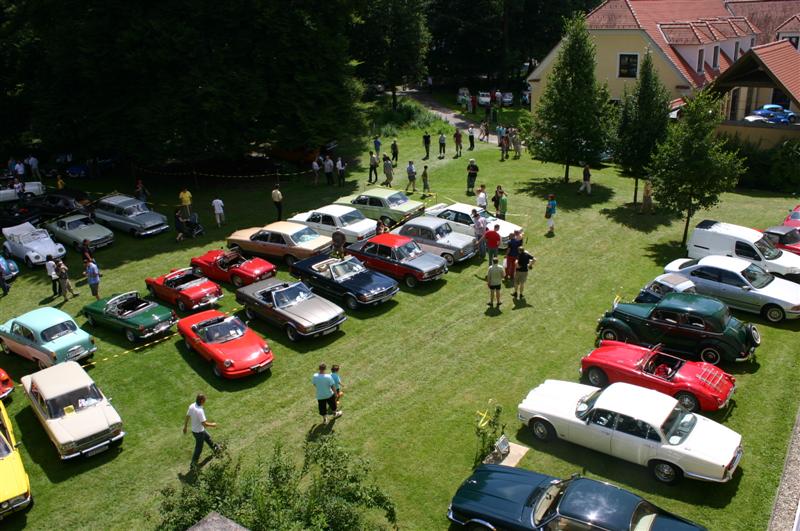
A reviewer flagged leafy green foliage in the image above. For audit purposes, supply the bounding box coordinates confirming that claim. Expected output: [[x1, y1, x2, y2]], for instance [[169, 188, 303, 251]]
[[521, 14, 612, 181], [369, 97, 453, 138], [648, 90, 745, 245], [615, 51, 671, 204], [156, 435, 396, 531], [473, 401, 505, 467]]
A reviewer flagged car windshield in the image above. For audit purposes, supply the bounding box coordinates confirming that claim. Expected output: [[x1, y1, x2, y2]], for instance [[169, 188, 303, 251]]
[[20, 230, 49, 243], [291, 227, 319, 244], [478, 209, 497, 222], [434, 223, 453, 239], [272, 283, 313, 308], [0, 433, 10, 458], [41, 320, 78, 342], [340, 210, 365, 226], [394, 241, 423, 260], [791, 212, 800, 220], [741, 263, 773, 289], [661, 406, 696, 445], [386, 192, 409, 206], [677, 259, 698, 269], [531, 480, 567, 526], [201, 317, 246, 343], [66, 217, 94, 230], [782, 229, 800, 244], [754, 236, 782, 260], [575, 388, 602, 418], [630, 501, 659, 531], [123, 203, 150, 216], [331, 257, 365, 279], [46, 384, 104, 418]]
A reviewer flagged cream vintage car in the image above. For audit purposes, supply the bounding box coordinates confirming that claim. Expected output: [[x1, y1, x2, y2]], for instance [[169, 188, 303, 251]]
[[21, 361, 124, 460], [517, 380, 743, 484], [227, 221, 332, 266]]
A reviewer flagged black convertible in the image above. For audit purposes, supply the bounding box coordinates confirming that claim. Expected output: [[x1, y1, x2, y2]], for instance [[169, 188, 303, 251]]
[[290, 253, 399, 310]]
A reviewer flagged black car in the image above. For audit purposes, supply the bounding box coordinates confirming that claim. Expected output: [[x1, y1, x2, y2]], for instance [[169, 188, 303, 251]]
[[0, 203, 42, 229], [290, 253, 399, 310], [448, 465, 706, 531], [25, 188, 93, 219]]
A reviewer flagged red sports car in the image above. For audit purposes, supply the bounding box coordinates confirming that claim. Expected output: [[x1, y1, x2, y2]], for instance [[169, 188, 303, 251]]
[[0, 367, 14, 400], [580, 340, 736, 412], [346, 233, 448, 288], [178, 310, 273, 378], [190, 249, 276, 287], [761, 226, 800, 255], [145, 268, 223, 312], [783, 205, 800, 228]]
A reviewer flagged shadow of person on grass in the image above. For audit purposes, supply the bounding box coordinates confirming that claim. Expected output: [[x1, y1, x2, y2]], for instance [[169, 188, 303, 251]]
[[177, 455, 214, 484], [600, 204, 680, 234], [307, 419, 336, 442], [515, 177, 615, 212]]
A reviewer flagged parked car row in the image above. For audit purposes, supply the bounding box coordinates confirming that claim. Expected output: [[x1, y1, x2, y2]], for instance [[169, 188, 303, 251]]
[[456, 87, 523, 107]]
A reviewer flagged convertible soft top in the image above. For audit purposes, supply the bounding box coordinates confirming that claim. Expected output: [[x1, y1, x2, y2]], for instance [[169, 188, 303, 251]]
[[2, 222, 37, 238]]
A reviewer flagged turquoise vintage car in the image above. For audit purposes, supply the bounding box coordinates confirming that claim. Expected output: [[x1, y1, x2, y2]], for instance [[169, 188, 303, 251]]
[[45, 214, 114, 251], [0, 308, 96, 369]]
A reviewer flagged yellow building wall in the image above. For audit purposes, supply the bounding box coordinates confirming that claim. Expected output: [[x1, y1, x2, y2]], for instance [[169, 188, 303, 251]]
[[530, 30, 691, 111], [717, 121, 800, 148]]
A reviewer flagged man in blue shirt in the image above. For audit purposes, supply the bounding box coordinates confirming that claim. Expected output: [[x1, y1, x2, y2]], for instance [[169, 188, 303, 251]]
[[312, 363, 342, 424], [84, 258, 101, 300]]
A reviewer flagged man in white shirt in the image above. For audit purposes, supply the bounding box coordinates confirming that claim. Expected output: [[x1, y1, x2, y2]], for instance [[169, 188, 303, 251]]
[[14, 161, 25, 178], [323, 155, 334, 185], [336, 157, 346, 187], [476, 184, 488, 209], [183, 394, 219, 465], [211, 197, 225, 227], [45, 255, 60, 297], [271, 183, 283, 220], [28, 155, 40, 178]]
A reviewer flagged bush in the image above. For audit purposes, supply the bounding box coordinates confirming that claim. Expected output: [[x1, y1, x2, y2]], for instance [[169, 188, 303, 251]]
[[370, 97, 453, 136], [473, 401, 505, 467], [723, 136, 800, 191]]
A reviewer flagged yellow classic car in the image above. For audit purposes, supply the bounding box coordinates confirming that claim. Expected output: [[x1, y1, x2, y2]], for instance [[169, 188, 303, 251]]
[[0, 400, 32, 520]]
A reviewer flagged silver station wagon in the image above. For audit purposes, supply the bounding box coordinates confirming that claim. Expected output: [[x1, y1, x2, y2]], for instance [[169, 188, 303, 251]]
[[391, 216, 476, 265], [94, 194, 170, 237]]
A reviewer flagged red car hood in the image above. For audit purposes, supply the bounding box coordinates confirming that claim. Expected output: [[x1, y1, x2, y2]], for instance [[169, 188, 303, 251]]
[[232, 260, 275, 278], [780, 241, 800, 254], [207, 331, 272, 366], [673, 362, 735, 397], [583, 341, 649, 366], [181, 280, 220, 300]]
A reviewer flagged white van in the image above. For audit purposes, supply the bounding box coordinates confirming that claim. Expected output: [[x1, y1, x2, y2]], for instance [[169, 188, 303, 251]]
[[687, 220, 800, 276]]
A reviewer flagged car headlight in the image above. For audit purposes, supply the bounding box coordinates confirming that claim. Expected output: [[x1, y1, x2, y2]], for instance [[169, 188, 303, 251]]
[[32, 253, 41, 260], [9, 493, 29, 505], [262, 345, 271, 353], [224, 359, 234, 368], [791, 305, 800, 311], [61, 440, 77, 452], [357, 294, 369, 301], [57, 246, 65, 254]]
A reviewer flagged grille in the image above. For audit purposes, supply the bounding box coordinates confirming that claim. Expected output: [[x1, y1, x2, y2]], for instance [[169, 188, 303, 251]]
[[75, 429, 112, 450], [67, 345, 86, 359], [318, 315, 343, 329]]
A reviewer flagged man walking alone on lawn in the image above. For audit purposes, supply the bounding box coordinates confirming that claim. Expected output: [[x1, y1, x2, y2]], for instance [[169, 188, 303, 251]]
[[422, 131, 431, 160], [312, 363, 342, 424], [183, 393, 219, 468], [368, 151, 378, 183], [272, 183, 283, 221]]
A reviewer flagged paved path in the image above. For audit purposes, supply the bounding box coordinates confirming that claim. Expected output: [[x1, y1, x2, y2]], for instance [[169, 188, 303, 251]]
[[405, 91, 500, 146], [499, 442, 530, 467]]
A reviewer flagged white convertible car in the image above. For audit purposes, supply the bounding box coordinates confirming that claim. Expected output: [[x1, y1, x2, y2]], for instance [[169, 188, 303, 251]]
[[2, 222, 66, 267], [518, 380, 743, 484]]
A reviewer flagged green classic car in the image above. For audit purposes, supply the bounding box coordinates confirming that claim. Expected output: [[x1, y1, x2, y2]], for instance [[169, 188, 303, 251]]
[[45, 214, 114, 251], [596, 292, 760, 365], [82, 291, 177, 343], [334, 188, 424, 226]]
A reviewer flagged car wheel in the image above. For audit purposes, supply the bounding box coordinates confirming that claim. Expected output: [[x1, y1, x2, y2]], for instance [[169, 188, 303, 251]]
[[25, 257, 34, 268], [380, 216, 393, 227], [212, 364, 223, 378], [184, 337, 193, 351], [177, 299, 188, 312], [129, 229, 137, 236], [675, 392, 700, 412], [529, 418, 555, 442], [649, 460, 682, 485], [0, 340, 9, 355], [244, 307, 256, 321], [699, 346, 722, 365], [192, 267, 203, 277], [73, 241, 82, 252], [125, 329, 138, 343], [404, 275, 418, 288], [749, 324, 761, 346], [763, 304, 785, 323], [232, 275, 244, 288], [442, 253, 455, 266], [1, 246, 9, 258], [586, 367, 608, 387], [228, 244, 241, 252], [345, 295, 359, 311], [285, 325, 299, 342], [85, 314, 96, 327], [599, 327, 622, 341], [285, 255, 297, 267], [790, 115, 797, 124]]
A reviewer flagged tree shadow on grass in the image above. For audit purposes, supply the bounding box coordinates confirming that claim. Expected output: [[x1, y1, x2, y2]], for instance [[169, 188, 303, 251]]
[[514, 426, 742, 506], [514, 177, 614, 212], [644, 241, 686, 267], [600, 204, 681, 234]]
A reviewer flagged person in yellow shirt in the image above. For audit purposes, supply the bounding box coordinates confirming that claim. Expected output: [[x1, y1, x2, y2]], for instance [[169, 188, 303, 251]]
[[56, 173, 66, 190], [179, 187, 193, 216]]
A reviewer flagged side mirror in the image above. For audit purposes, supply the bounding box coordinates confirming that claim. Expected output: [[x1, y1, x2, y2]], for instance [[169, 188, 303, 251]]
[[741, 285, 751, 291], [14, 441, 22, 448]]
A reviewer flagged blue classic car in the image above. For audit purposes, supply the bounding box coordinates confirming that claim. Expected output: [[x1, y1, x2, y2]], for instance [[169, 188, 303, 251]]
[[0, 256, 19, 282], [290, 254, 399, 310], [448, 464, 706, 530], [0, 308, 96, 369], [753, 104, 797, 124]]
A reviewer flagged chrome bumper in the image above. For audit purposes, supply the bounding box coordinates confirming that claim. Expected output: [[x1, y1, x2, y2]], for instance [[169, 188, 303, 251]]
[[456, 247, 478, 262], [62, 431, 125, 460], [191, 293, 223, 310], [137, 224, 170, 237], [0, 386, 13, 400], [300, 315, 347, 337], [0, 492, 32, 519], [137, 318, 177, 339]]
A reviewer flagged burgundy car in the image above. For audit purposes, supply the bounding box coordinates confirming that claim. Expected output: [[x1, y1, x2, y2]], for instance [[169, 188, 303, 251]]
[[190, 249, 276, 287], [145, 268, 223, 312], [580, 340, 736, 412]]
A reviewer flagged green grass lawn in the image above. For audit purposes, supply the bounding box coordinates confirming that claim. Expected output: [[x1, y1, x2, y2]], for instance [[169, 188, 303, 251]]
[[1, 119, 798, 530]]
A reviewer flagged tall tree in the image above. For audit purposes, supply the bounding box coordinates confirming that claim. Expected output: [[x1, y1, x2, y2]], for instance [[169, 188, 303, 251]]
[[520, 14, 611, 182], [648, 90, 745, 246], [615, 51, 670, 205], [353, 0, 430, 109]]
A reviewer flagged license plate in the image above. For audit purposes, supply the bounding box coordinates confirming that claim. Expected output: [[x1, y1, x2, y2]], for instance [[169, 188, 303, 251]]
[[86, 445, 109, 456], [321, 326, 337, 336]]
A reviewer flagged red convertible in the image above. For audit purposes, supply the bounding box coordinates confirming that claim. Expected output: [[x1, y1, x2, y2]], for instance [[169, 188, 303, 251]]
[[145, 268, 223, 312], [190, 249, 276, 287], [0, 367, 13, 400], [178, 310, 273, 378], [580, 340, 736, 412]]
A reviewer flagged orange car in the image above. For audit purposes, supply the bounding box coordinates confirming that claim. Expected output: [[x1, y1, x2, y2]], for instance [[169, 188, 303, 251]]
[[227, 221, 332, 266]]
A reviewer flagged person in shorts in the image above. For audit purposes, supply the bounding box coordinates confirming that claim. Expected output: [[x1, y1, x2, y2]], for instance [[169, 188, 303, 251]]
[[84, 258, 101, 300], [211, 197, 225, 227], [486, 258, 504, 308], [312, 363, 342, 424], [513, 247, 536, 299]]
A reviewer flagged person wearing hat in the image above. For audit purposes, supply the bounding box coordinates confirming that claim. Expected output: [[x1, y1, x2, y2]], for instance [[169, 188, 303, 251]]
[[545, 194, 557, 235], [272, 183, 283, 221], [466, 159, 479, 195]]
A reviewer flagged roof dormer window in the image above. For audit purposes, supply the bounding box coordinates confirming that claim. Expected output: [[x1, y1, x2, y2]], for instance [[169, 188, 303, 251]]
[[734, 41, 740, 59], [712, 46, 720, 69], [697, 49, 705, 73]]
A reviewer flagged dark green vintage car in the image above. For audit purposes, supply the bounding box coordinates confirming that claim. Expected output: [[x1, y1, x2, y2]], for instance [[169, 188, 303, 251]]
[[596, 292, 760, 365], [82, 291, 177, 343]]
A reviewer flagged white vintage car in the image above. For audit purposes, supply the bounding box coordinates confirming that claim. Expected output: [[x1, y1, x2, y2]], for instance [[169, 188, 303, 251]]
[[0, 181, 45, 203], [288, 204, 376, 243], [517, 380, 743, 484], [21, 361, 124, 460], [426, 202, 522, 249], [2, 222, 66, 267]]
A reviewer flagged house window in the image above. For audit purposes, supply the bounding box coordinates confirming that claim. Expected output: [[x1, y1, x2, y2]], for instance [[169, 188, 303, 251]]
[[789, 36, 799, 49], [712, 46, 720, 68], [618, 54, 639, 78], [734, 41, 740, 59], [697, 49, 705, 73], [750, 37, 756, 47]]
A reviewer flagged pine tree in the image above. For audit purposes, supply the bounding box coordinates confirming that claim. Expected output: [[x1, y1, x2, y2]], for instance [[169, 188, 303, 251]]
[[648, 90, 745, 246], [616, 51, 670, 204]]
